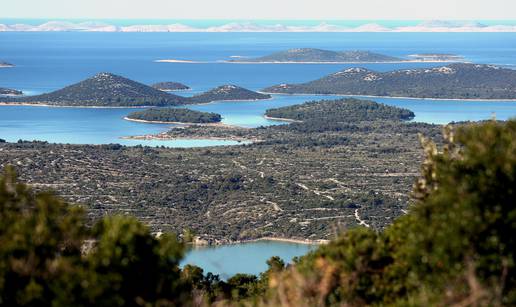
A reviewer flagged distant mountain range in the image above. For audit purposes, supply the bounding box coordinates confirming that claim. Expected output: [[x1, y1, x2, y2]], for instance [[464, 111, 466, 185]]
[[0, 73, 270, 107], [1, 20, 516, 32], [262, 64, 516, 100], [229, 49, 403, 63], [188, 85, 271, 104]]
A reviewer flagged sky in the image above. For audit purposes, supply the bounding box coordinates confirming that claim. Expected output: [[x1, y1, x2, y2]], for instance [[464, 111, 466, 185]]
[[1, 0, 516, 20]]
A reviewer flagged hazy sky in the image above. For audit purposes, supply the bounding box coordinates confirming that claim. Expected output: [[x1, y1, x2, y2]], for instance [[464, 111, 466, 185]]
[[2, 0, 516, 20]]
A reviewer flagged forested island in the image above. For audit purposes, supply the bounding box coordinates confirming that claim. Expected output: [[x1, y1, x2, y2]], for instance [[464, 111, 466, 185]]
[[263, 63, 516, 99], [265, 98, 415, 122], [188, 85, 271, 103], [0, 73, 189, 107], [126, 108, 222, 124], [228, 48, 403, 63], [0, 87, 22, 96], [151, 82, 190, 91]]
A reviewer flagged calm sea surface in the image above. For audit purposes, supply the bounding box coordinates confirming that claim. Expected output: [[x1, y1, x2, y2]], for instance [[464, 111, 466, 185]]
[[1, 32, 516, 277]]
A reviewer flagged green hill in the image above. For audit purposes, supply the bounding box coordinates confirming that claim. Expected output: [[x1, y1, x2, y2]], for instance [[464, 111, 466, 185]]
[[126, 108, 221, 123], [265, 98, 415, 122]]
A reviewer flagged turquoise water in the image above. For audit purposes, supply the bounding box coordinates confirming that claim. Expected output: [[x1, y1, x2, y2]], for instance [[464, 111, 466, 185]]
[[181, 241, 317, 279]]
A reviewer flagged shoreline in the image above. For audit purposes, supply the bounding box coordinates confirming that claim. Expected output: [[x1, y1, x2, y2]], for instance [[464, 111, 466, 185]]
[[123, 116, 241, 128], [0, 102, 179, 109], [258, 92, 516, 102], [191, 236, 329, 247]]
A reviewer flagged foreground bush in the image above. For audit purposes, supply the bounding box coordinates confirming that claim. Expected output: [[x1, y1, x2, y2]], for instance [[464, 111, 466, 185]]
[[0, 167, 190, 306], [262, 120, 516, 306]]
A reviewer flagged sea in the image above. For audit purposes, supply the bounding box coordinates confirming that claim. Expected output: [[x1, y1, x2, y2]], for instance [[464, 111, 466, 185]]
[[1, 29, 516, 277]]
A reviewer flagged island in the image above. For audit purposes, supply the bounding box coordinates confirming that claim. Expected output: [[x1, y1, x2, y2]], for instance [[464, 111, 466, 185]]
[[407, 53, 465, 62], [265, 98, 415, 122], [0, 72, 189, 107], [188, 85, 271, 104], [125, 108, 222, 124], [151, 82, 190, 92], [262, 63, 516, 100], [0, 62, 14, 68], [0, 87, 23, 96], [228, 48, 403, 63]]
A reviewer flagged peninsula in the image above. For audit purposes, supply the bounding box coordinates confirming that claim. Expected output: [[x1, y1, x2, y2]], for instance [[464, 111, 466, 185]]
[[0, 73, 188, 107], [151, 82, 190, 92], [188, 85, 271, 104], [126, 108, 222, 124], [262, 63, 516, 100]]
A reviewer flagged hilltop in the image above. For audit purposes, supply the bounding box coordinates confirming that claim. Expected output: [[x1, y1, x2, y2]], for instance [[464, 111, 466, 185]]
[[188, 85, 271, 104], [151, 82, 190, 91], [126, 108, 222, 124], [263, 63, 516, 100], [228, 49, 403, 63], [0, 73, 188, 107]]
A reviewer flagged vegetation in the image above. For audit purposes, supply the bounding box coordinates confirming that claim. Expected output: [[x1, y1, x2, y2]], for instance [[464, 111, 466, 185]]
[[254, 119, 516, 306], [151, 82, 190, 91], [263, 63, 516, 99], [265, 98, 414, 122], [188, 85, 271, 104], [0, 98, 440, 242], [230, 49, 403, 63], [0, 119, 514, 306], [0, 73, 188, 107], [127, 108, 222, 123], [0, 87, 22, 95]]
